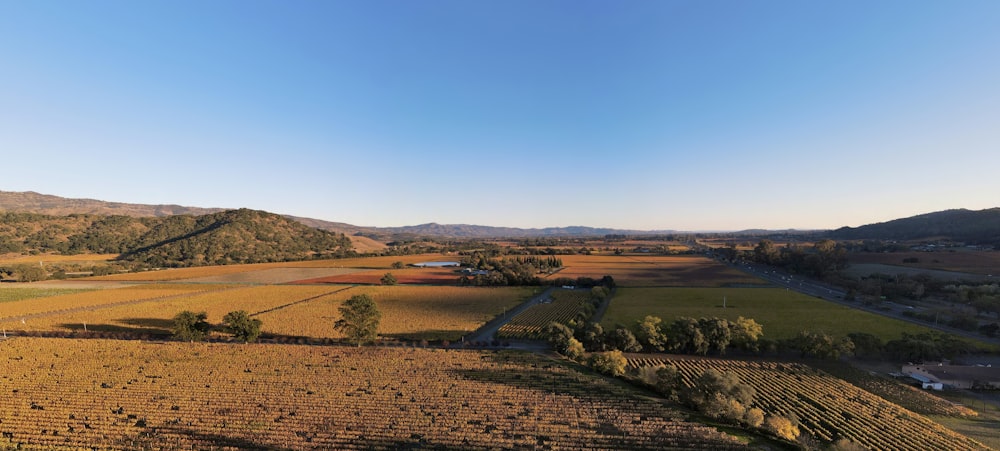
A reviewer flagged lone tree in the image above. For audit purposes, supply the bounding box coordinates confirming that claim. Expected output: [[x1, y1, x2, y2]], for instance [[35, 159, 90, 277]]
[[173, 311, 210, 342], [223, 310, 262, 343], [335, 294, 381, 346], [380, 272, 397, 286]]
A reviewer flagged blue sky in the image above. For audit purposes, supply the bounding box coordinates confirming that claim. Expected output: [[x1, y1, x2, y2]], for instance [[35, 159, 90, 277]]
[[1, 1, 998, 231]]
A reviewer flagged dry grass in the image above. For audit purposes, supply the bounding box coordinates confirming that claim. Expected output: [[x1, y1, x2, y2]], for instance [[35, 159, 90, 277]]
[[0, 253, 117, 265]]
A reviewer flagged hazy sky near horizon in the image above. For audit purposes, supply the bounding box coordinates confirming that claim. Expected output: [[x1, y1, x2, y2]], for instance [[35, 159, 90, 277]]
[[2, 1, 998, 231]]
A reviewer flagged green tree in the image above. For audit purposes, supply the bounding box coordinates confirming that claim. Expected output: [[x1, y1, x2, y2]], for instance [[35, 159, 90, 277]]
[[729, 316, 764, 352], [335, 294, 382, 346], [682, 368, 755, 424], [635, 315, 667, 352], [16, 264, 47, 282], [173, 311, 210, 342], [222, 310, 262, 343], [606, 326, 642, 352], [668, 317, 708, 355], [588, 350, 627, 376], [793, 331, 855, 360], [546, 322, 575, 355], [391, 261, 405, 269], [380, 272, 397, 286]]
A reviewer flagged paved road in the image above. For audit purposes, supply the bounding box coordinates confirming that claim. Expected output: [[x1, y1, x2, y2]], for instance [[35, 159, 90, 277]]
[[733, 260, 1000, 347], [462, 287, 555, 345]]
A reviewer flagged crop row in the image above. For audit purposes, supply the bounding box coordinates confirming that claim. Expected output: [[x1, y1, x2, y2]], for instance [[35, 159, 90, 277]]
[[0, 284, 223, 325], [628, 357, 988, 451], [497, 289, 592, 339], [0, 338, 749, 450]]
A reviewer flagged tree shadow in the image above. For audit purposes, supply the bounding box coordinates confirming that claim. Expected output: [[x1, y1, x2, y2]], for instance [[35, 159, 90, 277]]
[[57, 317, 174, 335]]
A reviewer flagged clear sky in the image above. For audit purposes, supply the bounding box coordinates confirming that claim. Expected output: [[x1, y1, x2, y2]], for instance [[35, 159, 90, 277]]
[[1, 1, 998, 231]]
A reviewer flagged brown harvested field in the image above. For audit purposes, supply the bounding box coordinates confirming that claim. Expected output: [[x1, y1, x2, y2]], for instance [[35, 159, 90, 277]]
[[86, 254, 460, 282], [294, 266, 461, 285], [546, 254, 765, 287], [181, 267, 365, 284], [849, 250, 1000, 276], [347, 234, 388, 253]]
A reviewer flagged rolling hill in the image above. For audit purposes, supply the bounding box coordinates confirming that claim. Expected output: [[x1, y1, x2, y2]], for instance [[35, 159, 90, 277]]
[[830, 208, 1000, 246], [0, 208, 353, 267]]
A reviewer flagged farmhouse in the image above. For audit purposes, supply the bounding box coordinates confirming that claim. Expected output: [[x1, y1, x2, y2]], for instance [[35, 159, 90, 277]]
[[902, 363, 1000, 390]]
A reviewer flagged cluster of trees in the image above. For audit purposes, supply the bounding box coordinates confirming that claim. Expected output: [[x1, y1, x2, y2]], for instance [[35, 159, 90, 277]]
[[0, 210, 354, 269], [457, 252, 564, 286], [547, 315, 764, 358], [748, 239, 848, 278], [172, 310, 262, 343], [631, 364, 802, 443]]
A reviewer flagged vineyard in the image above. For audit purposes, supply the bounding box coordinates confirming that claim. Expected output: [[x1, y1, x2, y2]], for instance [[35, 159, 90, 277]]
[[547, 255, 763, 287], [628, 356, 989, 451], [497, 289, 592, 339], [0, 338, 751, 450], [0, 283, 531, 343]]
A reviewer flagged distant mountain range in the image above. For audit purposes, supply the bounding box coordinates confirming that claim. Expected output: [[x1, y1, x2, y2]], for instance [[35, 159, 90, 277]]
[[370, 223, 664, 239], [2, 191, 997, 244], [830, 208, 1000, 246], [0, 191, 666, 239]]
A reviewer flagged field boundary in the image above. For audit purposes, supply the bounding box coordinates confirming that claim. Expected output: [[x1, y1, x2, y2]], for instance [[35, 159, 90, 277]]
[[250, 286, 355, 317]]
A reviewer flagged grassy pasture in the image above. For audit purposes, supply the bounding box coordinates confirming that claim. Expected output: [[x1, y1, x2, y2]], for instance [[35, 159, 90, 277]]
[[0, 287, 93, 303], [602, 287, 940, 341], [548, 254, 764, 287]]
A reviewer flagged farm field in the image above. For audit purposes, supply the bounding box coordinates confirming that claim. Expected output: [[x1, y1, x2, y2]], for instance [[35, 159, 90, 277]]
[[0, 283, 532, 343], [0, 338, 751, 451], [547, 255, 764, 287], [628, 355, 988, 451], [0, 286, 94, 303], [843, 263, 993, 282], [497, 289, 592, 339], [0, 284, 224, 325], [849, 250, 1000, 276], [602, 287, 942, 341], [86, 254, 459, 282], [294, 266, 461, 285]]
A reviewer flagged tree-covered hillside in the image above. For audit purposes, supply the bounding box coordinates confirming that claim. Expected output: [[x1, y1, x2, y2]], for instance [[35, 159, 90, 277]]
[[0, 209, 353, 267], [830, 208, 1000, 246]]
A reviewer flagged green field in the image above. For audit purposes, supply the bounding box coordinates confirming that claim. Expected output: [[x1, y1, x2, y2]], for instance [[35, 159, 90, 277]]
[[0, 287, 93, 303], [602, 287, 946, 341]]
